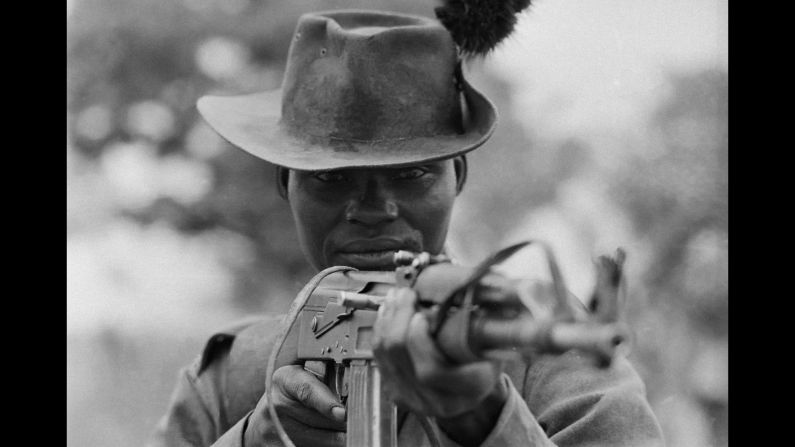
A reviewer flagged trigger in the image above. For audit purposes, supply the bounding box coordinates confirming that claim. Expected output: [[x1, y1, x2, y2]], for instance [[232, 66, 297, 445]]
[[335, 363, 348, 405]]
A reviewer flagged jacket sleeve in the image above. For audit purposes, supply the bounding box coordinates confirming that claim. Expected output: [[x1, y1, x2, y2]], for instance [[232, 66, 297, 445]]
[[148, 358, 252, 447], [148, 316, 271, 447], [435, 352, 664, 447], [525, 352, 664, 446]]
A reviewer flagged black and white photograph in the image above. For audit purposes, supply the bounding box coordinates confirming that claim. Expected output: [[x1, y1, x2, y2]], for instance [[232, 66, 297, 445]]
[[67, 1, 728, 446]]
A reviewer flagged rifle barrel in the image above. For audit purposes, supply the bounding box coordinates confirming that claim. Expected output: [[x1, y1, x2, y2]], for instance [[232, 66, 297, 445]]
[[469, 316, 627, 365]]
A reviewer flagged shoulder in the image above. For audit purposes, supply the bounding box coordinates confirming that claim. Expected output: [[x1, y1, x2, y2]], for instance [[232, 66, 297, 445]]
[[185, 314, 288, 429], [195, 315, 283, 376], [194, 316, 270, 374]]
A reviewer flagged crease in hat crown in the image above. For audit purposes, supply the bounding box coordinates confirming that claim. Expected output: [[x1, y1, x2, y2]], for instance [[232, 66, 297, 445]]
[[197, 9, 498, 171]]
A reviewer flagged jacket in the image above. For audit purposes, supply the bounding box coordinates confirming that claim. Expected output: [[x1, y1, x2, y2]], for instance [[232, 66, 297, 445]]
[[149, 314, 664, 446]]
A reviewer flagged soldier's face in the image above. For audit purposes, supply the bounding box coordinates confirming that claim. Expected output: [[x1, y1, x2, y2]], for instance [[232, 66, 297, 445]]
[[286, 158, 463, 271]]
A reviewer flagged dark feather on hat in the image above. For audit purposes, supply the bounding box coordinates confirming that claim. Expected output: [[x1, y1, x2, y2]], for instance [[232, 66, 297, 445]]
[[435, 0, 533, 56]]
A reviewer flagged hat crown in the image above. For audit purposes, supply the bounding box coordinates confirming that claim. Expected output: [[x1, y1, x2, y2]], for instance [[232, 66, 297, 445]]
[[279, 10, 463, 142]]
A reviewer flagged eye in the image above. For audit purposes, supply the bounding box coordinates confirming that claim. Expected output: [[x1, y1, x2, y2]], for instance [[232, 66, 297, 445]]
[[392, 167, 428, 180], [313, 171, 349, 183]]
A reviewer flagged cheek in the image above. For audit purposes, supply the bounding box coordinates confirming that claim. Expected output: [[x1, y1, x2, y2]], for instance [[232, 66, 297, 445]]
[[407, 183, 457, 252], [289, 192, 341, 269]]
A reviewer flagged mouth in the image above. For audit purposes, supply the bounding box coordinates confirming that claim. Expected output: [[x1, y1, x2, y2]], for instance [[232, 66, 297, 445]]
[[335, 250, 398, 269], [334, 238, 418, 270]]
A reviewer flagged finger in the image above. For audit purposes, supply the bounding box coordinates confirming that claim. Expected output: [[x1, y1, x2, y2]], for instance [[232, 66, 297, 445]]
[[373, 288, 428, 408], [373, 287, 417, 352], [274, 399, 347, 431], [373, 288, 417, 380], [279, 414, 347, 447], [271, 398, 346, 431], [246, 395, 344, 446], [274, 366, 347, 428], [406, 314, 500, 392]]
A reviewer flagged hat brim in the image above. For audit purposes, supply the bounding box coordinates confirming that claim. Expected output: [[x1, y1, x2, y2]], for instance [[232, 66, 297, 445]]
[[197, 79, 497, 171]]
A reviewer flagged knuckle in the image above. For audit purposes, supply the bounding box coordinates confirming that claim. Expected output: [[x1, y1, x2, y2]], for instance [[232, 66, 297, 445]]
[[394, 287, 415, 298], [380, 338, 405, 356], [272, 367, 286, 381], [273, 367, 298, 395], [395, 288, 416, 303], [373, 328, 407, 354], [409, 312, 429, 332], [272, 365, 296, 382], [294, 380, 314, 404]]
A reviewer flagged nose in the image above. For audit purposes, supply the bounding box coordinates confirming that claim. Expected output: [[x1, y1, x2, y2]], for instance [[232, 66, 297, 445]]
[[345, 180, 399, 226]]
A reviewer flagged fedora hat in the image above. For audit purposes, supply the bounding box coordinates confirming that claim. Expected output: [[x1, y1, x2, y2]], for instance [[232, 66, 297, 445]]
[[197, 10, 498, 171]]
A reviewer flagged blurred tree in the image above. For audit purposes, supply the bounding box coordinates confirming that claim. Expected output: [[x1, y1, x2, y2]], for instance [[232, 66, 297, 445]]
[[614, 68, 727, 334], [610, 68, 728, 447]]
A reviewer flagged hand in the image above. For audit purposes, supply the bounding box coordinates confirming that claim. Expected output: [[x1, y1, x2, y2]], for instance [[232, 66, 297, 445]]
[[244, 365, 346, 447], [372, 287, 507, 420]]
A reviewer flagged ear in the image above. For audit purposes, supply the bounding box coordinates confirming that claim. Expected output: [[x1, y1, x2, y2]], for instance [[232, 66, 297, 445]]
[[275, 166, 290, 200], [453, 155, 468, 195]]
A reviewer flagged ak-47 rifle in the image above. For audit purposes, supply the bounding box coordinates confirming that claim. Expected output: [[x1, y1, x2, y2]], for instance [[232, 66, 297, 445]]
[[265, 241, 630, 447]]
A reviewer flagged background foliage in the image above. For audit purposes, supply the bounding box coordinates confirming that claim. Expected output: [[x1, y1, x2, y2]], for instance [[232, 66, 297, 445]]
[[67, 1, 728, 446]]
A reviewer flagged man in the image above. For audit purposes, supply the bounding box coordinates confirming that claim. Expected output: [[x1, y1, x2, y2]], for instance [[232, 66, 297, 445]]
[[151, 9, 664, 447]]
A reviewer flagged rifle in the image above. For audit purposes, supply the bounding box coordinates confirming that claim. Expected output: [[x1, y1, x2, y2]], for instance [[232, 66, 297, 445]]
[[265, 241, 630, 447]]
